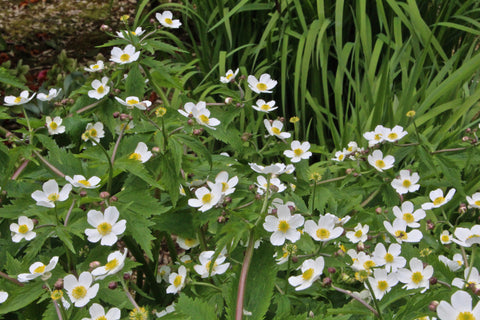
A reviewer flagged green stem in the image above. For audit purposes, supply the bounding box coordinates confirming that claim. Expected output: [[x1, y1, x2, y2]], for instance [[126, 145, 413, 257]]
[[22, 106, 33, 143], [284, 255, 291, 295], [120, 278, 140, 309], [467, 246, 476, 282], [235, 229, 255, 320], [441, 208, 454, 228], [332, 285, 378, 317], [365, 280, 384, 320], [190, 281, 222, 292], [96, 143, 114, 194]]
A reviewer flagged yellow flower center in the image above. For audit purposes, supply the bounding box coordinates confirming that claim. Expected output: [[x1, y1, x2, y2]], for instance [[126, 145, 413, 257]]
[[354, 230, 363, 238], [127, 99, 139, 105], [18, 224, 29, 234], [302, 268, 314, 280], [271, 127, 281, 135], [89, 128, 97, 137], [184, 238, 197, 247], [374, 133, 382, 141], [105, 258, 119, 271], [226, 73, 234, 80], [260, 104, 270, 111], [395, 230, 408, 240], [165, 18, 173, 25], [199, 114, 209, 124], [78, 179, 91, 186], [155, 107, 167, 117], [441, 234, 450, 242], [97, 86, 104, 94], [92, 65, 99, 69], [97, 316, 107, 320], [202, 193, 212, 204], [256, 83, 267, 91], [278, 220, 290, 233], [205, 261, 218, 272], [129, 153, 141, 161], [120, 53, 130, 62], [293, 148, 303, 157], [97, 222, 112, 236], [71, 286, 87, 299], [403, 213, 414, 224], [338, 154, 344, 161], [406, 110, 416, 117], [375, 159, 386, 169], [388, 132, 398, 140], [377, 280, 389, 291], [14, 97, 22, 103], [47, 193, 59, 201], [221, 182, 229, 193], [51, 290, 63, 300], [411, 271, 423, 284], [363, 260, 375, 270], [457, 312, 475, 320], [433, 196, 445, 206], [131, 31, 136, 35], [316, 228, 330, 240], [384, 253, 394, 263], [34, 265, 46, 274], [475, 200, 480, 207], [173, 275, 182, 287], [49, 122, 58, 130], [402, 179, 411, 188]]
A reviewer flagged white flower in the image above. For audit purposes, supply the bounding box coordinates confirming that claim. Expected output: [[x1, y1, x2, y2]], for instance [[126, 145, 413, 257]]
[[397, 257, 433, 293], [467, 192, 480, 209], [0, 291, 7, 303], [220, 68, 239, 83], [209, 171, 238, 196], [422, 188, 456, 210], [156, 303, 175, 318], [88, 77, 110, 100], [264, 119, 291, 139], [391, 170, 420, 194], [347, 250, 376, 272], [179, 254, 193, 264], [114, 96, 151, 110], [367, 268, 398, 300], [156, 11, 182, 28], [178, 101, 204, 118], [288, 257, 324, 291], [64, 272, 99, 307], [91, 250, 128, 280], [255, 175, 286, 195], [18, 256, 58, 282], [452, 225, 480, 247], [440, 230, 452, 244], [372, 243, 406, 272], [10, 216, 36, 243], [129, 142, 152, 163], [438, 253, 464, 272], [284, 141, 312, 163], [363, 125, 387, 147], [110, 45, 140, 64], [166, 266, 187, 294], [176, 236, 200, 250], [192, 106, 220, 130], [332, 149, 347, 162], [85, 206, 126, 246], [252, 99, 277, 113], [65, 175, 101, 189], [31, 179, 72, 208], [115, 121, 134, 135], [188, 184, 222, 212], [81, 303, 121, 320], [437, 290, 480, 320], [116, 27, 145, 39], [4, 90, 35, 106], [84, 60, 104, 72], [247, 73, 277, 94], [383, 218, 423, 244], [249, 162, 294, 175], [193, 251, 230, 278], [45, 116, 65, 135], [156, 265, 171, 283], [263, 204, 304, 246], [346, 141, 359, 153], [368, 150, 395, 172], [392, 201, 426, 228], [81, 122, 105, 144], [346, 223, 369, 243], [384, 125, 408, 142], [37, 88, 61, 101], [304, 215, 343, 242], [452, 267, 480, 289]]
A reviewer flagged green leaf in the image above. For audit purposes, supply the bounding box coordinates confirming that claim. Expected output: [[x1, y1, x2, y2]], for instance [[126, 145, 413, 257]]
[[176, 294, 218, 320], [0, 282, 44, 315], [0, 67, 28, 90], [125, 63, 145, 98], [175, 134, 212, 168], [55, 225, 76, 253]]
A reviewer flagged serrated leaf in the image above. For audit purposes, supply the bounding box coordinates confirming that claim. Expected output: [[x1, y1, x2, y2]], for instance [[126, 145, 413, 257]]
[[175, 134, 212, 168], [125, 63, 145, 98], [176, 294, 217, 320], [55, 225, 75, 253], [0, 282, 44, 315], [0, 67, 28, 90]]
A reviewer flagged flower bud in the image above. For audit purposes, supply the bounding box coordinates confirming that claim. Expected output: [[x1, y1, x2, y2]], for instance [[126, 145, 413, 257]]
[[79, 190, 87, 197], [100, 24, 111, 32], [429, 277, 437, 285], [345, 168, 353, 175], [255, 194, 262, 200], [99, 191, 110, 199], [89, 261, 101, 269], [241, 132, 252, 141], [193, 129, 203, 135], [31, 218, 39, 225], [108, 281, 118, 290], [356, 242, 365, 251], [426, 219, 435, 230], [110, 196, 118, 202], [54, 278, 63, 290], [187, 119, 194, 126], [463, 136, 470, 142], [224, 97, 233, 104], [459, 203, 467, 214], [291, 256, 298, 263], [113, 111, 120, 118], [466, 128, 472, 133], [322, 277, 332, 287], [375, 207, 382, 214], [119, 113, 129, 121], [270, 208, 277, 215], [328, 267, 336, 274], [123, 273, 131, 281], [217, 216, 226, 223], [429, 300, 439, 312]]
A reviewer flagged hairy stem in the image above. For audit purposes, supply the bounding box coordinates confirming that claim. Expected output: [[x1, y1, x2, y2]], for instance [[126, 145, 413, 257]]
[[11, 159, 30, 180], [332, 285, 378, 317], [32, 150, 65, 177]]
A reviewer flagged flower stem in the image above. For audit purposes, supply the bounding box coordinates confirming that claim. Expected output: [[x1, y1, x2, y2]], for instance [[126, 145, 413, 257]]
[[52, 300, 63, 320], [121, 278, 140, 310], [365, 280, 384, 320], [96, 143, 114, 194], [0, 271, 23, 286], [190, 281, 222, 291], [64, 199, 76, 227], [235, 229, 255, 320], [22, 106, 33, 143], [111, 123, 127, 165], [331, 285, 378, 317], [33, 150, 65, 177], [11, 159, 30, 180], [284, 255, 291, 295]]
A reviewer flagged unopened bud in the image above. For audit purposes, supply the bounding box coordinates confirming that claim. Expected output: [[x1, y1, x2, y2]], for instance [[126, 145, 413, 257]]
[[353, 172, 359, 177], [429, 300, 439, 312], [463, 136, 470, 142], [270, 208, 277, 215], [113, 111, 120, 118], [187, 119, 194, 126], [328, 267, 336, 274], [322, 277, 332, 287], [224, 196, 232, 204], [110, 196, 118, 202], [31, 218, 39, 225], [241, 132, 252, 141], [193, 129, 203, 135], [89, 261, 101, 269], [255, 194, 262, 200], [291, 256, 298, 263], [466, 128, 472, 133], [288, 205, 295, 213], [357, 242, 365, 251], [426, 219, 435, 230], [123, 273, 131, 281], [345, 168, 353, 175], [429, 277, 437, 285], [79, 190, 87, 197], [308, 311, 315, 318], [225, 97, 233, 104], [375, 207, 382, 214], [54, 278, 63, 290], [99, 191, 110, 199], [459, 203, 467, 214], [108, 281, 118, 290], [248, 184, 256, 191], [217, 216, 226, 223], [119, 113, 129, 121], [472, 138, 478, 144], [100, 24, 111, 32], [269, 184, 279, 193], [152, 146, 160, 153]]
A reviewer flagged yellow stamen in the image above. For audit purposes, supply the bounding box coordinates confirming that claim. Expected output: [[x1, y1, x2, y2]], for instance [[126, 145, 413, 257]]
[[388, 133, 398, 140], [354, 230, 363, 238], [173, 275, 182, 287], [260, 104, 270, 111], [71, 286, 87, 299], [402, 180, 411, 188], [375, 159, 386, 169], [377, 280, 388, 291], [199, 114, 209, 124], [271, 127, 281, 135], [78, 180, 91, 186], [395, 230, 408, 240], [226, 73, 233, 80], [316, 228, 330, 240], [441, 234, 450, 242], [120, 53, 130, 62], [384, 253, 394, 263], [184, 238, 197, 247], [165, 18, 173, 25], [105, 258, 119, 271], [302, 268, 314, 280], [293, 148, 303, 157], [475, 200, 480, 207], [34, 265, 46, 274], [14, 97, 22, 104], [374, 133, 382, 141], [363, 260, 375, 270], [256, 83, 267, 91], [47, 193, 59, 201], [97, 222, 112, 236], [411, 271, 423, 284], [403, 213, 414, 224], [49, 122, 58, 130], [18, 224, 29, 234], [129, 153, 141, 161], [127, 99, 139, 105], [97, 86, 104, 94], [278, 220, 290, 233], [456, 312, 475, 320], [433, 196, 445, 206], [202, 193, 212, 204]]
